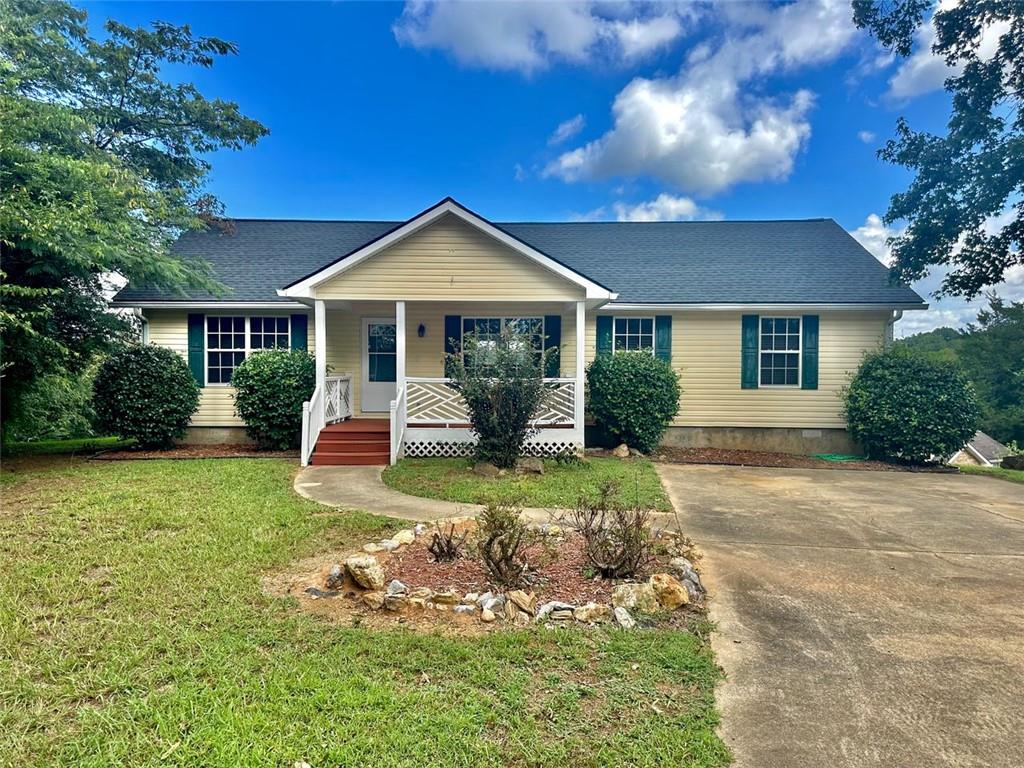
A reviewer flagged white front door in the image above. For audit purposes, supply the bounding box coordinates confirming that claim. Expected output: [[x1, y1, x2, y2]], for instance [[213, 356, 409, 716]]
[[361, 318, 397, 413]]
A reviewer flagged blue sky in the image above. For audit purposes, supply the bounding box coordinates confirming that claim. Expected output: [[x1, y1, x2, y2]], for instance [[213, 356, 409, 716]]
[[83, 1, 1020, 335]]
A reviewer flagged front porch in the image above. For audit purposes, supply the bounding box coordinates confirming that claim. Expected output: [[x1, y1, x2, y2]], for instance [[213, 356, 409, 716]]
[[300, 299, 587, 466]]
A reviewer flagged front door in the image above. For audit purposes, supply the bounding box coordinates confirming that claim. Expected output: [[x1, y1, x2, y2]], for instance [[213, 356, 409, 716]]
[[361, 318, 397, 413]]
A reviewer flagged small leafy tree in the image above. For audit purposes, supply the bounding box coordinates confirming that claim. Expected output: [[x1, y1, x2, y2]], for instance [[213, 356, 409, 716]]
[[231, 350, 316, 450], [445, 327, 552, 469], [92, 345, 199, 448], [587, 352, 680, 453], [843, 346, 979, 463]]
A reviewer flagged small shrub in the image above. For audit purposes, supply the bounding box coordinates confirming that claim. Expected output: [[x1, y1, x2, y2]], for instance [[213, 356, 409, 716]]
[[231, 350, 316, 450], [587, 352, 680, 453], [476, 499, 534, 588], [92, 345, 199, 449], [428, 522, 468, 563], [843, 345, 980, 463], [446, 327, 553, 469], [569, 481, 652, 579]]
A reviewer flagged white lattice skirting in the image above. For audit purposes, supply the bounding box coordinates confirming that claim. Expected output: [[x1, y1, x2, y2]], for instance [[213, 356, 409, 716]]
[[400, 427, 583, 459]]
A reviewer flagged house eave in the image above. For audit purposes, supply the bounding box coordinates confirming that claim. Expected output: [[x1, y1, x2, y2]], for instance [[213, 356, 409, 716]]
[[602, 302, 929, 312], [112, 300, 310, 310]]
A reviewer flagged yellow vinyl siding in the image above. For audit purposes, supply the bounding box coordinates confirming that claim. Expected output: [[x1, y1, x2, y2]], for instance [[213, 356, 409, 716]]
[[143, 309, 312, 428], [326, 301, 577, 418], [586, 310, 889, 429], [314, 214, 584, 301]]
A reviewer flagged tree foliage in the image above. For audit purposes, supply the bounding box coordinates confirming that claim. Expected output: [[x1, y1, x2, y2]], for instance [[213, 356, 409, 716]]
[[445, 327, 553, 469], [843, 346, 979, 463], [852, 0, 1023, 298], [92, 345, 199, 448], [586, 352, 680, 453], [230, 350, 316, 450], [0, 0, 267, 433]]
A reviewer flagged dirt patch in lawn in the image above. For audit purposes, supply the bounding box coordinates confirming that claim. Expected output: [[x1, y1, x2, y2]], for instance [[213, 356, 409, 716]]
[[654, 446, 956, 473], [93, 444, 298, 460]]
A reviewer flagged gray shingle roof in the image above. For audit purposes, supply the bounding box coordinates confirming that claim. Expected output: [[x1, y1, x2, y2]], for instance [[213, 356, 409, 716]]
[[113, 216, 925, 306]]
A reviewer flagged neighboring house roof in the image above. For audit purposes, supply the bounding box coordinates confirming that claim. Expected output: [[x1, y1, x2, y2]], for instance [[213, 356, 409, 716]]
[[113, 198, 926, 307], [964, 431, 1010, 465]]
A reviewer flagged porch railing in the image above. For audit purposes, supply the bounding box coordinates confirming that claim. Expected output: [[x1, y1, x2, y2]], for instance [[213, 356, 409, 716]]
[[389, 384, 407, 465], [404, 377, 576, 427], [300, 374, 352, 466]]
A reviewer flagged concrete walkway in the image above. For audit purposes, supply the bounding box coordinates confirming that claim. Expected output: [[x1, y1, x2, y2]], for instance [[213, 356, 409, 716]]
[[293, 464, 559, 522]]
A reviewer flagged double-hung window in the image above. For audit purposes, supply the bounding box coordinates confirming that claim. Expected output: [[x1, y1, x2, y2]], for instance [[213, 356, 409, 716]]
[[759, 317, 801, 386], [206, 316, 290, 385], [613, 317, 654, 354], [461, 316, 544, 369]]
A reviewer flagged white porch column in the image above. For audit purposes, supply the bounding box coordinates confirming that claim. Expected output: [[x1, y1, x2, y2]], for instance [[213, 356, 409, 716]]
[[575, 300, 585, 447], [314, 299, 326, 391], [395, 301, 406, 393]]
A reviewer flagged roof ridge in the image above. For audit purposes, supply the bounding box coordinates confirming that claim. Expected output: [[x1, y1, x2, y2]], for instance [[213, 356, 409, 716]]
[[215, 217, 835, 225]]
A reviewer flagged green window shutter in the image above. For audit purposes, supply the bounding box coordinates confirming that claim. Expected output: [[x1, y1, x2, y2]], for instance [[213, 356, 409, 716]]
[[187, 313, 205, 386], [654, 315, 672, 362], [543, 315, 561, 377], [801, 314, 819, 390], [596, 315, 613, 356], [741, 314, 759, 389], [290, 314, 308, 351], [443, 315, 461, 376]]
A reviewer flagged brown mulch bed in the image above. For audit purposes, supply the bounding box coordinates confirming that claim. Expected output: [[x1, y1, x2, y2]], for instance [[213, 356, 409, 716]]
[[654, 446, 956, 473], [386, 529, 634, 606], [92, 444, 298, 460]]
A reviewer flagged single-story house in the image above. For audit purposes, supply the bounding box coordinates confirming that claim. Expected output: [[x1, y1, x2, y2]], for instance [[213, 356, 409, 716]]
[[112, 197, 926, 465], [949, 431, 1011, 467]]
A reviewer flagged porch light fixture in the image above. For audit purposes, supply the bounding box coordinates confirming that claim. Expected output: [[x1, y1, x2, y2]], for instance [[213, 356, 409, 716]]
[[417, 324, 426, 338]]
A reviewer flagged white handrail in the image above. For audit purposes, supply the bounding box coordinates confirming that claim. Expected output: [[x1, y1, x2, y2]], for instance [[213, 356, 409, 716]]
[[301, 383, 325, 467], [389, 384, 407, 465]]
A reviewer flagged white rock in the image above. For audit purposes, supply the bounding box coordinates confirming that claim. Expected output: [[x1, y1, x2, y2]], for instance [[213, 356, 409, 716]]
[[386, 579, 408, 596], [611, 582, 660, 614], [392, 529, 416, 546], [453, 604, 477, 615], [344, 555, 385, 590], [612, 443, 630, 458], [536, 601, 576, 621], [414, 523, 428, 536], [614, 606, 636, 629], [377, 539, 400, 552], [481, 608, 497, 622], [463, 592, 479, 604]]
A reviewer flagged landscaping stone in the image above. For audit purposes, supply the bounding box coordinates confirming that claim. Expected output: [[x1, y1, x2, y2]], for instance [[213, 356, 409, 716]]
[[463, 592, 479, 604], [480, 608, 497, 623], [614, 606, 636, 629], [384, 594, 408, 612], [344, 555, 385, 590], [482, 595, 506, 613], [413, 523, 428, 536], [536, 601, 576, 621], [476, 591, 494, 607], [376, 539, 400, 552], [453, 604, 477, 615], [508, 590, 537, 615], [612, 443, 630, 458], [361, 591, 385, 610], [650, 573, 689, 609], [682, 579, 702, 603], [514, 610, 532, 625], [611, 582, 660, 614], [504, 600, 519, 621], [551, 609, 574, 622], [326, 564, 344, 590], [408, 597, 426, 610], [430, 590, 460, 605], [516, 457, 544, 474], [629, 448, 645, 458], [473, 462, 501, 477], [574, 602, 612, 623], [305, 586, 339, 599], [409, 587, 434, 600], [362, 543, 385, 554], [669, 556, 703, 591], [392, 529, 416, 546], [387, 579, 408, 596]]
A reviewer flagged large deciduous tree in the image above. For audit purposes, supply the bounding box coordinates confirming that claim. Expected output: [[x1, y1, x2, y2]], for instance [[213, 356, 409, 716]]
[[0, 0, 267, 433], [852, 0, 1022, 297]]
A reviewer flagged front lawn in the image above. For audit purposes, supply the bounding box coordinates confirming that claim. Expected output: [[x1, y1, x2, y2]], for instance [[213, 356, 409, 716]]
[[958, 463, 1024, 485], [0, 458, 727, 767], [382, 456, 673, 511], [2, 436, 134, 457]]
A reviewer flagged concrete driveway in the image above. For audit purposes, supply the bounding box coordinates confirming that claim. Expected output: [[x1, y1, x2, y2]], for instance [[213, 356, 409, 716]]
[[657, 464, 1024, 768]]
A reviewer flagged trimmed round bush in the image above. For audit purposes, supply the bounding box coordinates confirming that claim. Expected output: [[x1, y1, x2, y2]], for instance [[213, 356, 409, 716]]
[[587, 352, 680, 453], [231, 350, 316, 450], [92, 345, 199, 448], [843, 346, 979, 463]]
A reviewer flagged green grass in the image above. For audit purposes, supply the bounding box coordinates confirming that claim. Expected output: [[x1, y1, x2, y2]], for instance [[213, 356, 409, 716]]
[[958, 463, 1024, 485], [0, 458, 727, 767], [382, 457, 673, 511], [2, 436, 133, 457]]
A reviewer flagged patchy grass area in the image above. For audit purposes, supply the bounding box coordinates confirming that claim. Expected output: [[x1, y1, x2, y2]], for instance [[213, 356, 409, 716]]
[[2, 436, 133, 457], [958, 464, 1024, 485], [0, 458, 726, 767], [382, 457, 672, 511]]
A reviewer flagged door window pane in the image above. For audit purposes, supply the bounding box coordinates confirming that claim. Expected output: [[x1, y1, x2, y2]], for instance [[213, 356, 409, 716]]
[[367, 323, 396, 382]]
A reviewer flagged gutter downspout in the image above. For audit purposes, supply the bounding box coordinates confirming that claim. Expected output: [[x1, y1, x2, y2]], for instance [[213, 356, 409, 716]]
[[886, 310, 903, 344]]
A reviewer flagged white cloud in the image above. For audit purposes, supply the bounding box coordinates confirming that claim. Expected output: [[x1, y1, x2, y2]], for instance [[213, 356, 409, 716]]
[[857, 130, 876, 144], [851, 212, 1024, 337], [545, 0, 859, 195], [886, 8, 1010, 101], [612, 194, 722, 222], [548, 114, 585, 146], [513, 162, 527, 182], [392, 1, 689, 74]]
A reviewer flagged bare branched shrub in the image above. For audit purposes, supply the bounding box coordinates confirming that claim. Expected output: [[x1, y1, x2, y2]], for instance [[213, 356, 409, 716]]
[[476, 499, 534, 588], [428, 522, 468, 563], [570, 481, 652, 579]]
